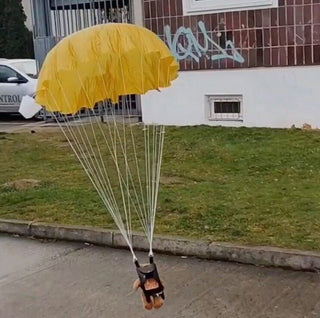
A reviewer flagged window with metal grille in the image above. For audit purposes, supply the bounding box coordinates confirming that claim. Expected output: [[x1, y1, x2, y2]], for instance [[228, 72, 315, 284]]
[[183, 0, 278, 15], [207, 95, 243, 121]]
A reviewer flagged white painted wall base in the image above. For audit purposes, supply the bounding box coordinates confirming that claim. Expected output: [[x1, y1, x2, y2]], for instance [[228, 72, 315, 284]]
[[141, 66, 320, 129]]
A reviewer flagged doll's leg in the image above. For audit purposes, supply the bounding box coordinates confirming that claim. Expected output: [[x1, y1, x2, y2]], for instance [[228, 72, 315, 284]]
[[153, 296, 164, 309], [141, 292, 153, 310]]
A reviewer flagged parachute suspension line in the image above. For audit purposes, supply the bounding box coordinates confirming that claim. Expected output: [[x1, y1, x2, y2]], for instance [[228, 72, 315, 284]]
[[49, 94, 126, 238], [47, 68, 165, 263], [107, 102, 151, 241], [116, 42, 136, 247], [118, 99, 133, 248], [136, 42, 162, 256], [98, 101, 156, 255], [124, 97, 149, 243], [95, 94, 147, 239], [86, 111, 121, 224], [96, 105, 150, 244], [95, 61, 152, 239], [150, 125, 165, 254], [122, 104, 132, 247], [85, 109, 131, 237], [49, 85, 138, 260], [72, 71, 137, 251], [149, 59, 166, 254], [77, 62, 151, 249], [101, 39, 161, 258], [144, 124, 151, 241], [153, 126, 159, 244], [68, 103, 127, 237], [149, 124, 157, 255], [62, 115, 137, 259], [48, 106, 125, 246], [79, 108, 123, 228]]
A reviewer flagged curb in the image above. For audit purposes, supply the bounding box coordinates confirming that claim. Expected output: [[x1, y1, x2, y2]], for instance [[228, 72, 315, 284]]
[[1, 218, 320, 272]]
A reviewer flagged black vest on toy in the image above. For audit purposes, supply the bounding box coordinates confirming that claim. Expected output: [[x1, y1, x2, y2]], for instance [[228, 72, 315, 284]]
[[135, 261, 165, 303]]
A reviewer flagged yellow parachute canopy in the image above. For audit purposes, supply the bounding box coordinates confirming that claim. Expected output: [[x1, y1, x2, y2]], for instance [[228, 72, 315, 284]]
[[35, 23, 179, 115]]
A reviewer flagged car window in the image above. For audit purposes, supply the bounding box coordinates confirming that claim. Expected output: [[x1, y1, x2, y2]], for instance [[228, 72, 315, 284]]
[[0, 65, 19, 83]]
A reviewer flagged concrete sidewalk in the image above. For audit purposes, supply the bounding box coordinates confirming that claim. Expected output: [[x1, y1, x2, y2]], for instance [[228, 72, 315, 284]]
[[1, 234, 319, 318]]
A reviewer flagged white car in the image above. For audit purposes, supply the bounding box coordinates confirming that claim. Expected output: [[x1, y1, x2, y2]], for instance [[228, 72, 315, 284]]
[[0, 59, 38, 114]]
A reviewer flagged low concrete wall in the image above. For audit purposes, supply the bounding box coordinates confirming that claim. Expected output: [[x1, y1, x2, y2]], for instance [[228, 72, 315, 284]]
[[1, 219, 320, 272]]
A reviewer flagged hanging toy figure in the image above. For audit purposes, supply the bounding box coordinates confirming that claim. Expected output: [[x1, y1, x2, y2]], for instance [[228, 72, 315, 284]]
[[133, 256, 165, 310]]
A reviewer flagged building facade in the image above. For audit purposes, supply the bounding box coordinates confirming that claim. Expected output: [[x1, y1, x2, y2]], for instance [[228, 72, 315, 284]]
[[29, 0, 320, 128], [141, 0, 320, 128]]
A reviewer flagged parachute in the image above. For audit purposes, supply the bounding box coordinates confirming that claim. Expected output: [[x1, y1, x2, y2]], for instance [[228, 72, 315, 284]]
[[36, 23, 178, 113], [35, 23, 179, 263]]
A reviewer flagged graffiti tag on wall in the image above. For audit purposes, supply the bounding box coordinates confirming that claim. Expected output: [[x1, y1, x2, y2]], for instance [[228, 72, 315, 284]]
[[164, 21, 244, 63]]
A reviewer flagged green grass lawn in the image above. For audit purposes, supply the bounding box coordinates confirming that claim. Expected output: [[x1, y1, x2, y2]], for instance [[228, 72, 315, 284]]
[[1, 125, 320, 251]]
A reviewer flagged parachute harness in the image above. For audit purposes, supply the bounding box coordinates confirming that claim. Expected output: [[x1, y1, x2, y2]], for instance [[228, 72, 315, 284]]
[[134, 255, 165, 302]]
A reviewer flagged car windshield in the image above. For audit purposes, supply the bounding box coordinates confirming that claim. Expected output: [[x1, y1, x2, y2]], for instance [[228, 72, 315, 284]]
[[10, 60, 38, 79]]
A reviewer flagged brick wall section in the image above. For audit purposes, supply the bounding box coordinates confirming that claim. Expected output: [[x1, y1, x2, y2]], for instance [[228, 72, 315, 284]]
[[143, 0, 320, 70]]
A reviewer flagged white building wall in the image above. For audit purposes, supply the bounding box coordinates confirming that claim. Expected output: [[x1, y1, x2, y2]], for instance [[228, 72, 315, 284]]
[[141, 66, 320, 129]]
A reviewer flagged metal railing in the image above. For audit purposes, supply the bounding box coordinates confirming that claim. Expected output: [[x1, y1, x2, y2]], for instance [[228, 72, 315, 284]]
[[31, 0, 132, 66]]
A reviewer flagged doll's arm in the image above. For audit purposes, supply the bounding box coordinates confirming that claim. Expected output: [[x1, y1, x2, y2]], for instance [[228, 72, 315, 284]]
[[133, 278, 141, 291]]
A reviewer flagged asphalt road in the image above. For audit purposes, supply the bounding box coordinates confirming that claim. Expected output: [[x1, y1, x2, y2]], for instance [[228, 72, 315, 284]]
[[1, 234, 320, 318]]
